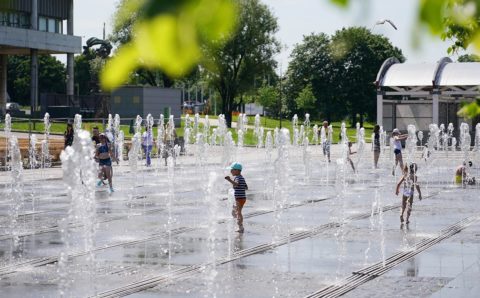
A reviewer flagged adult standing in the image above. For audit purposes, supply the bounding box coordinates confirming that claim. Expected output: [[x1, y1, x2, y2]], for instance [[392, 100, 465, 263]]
[[64, 123, 74, 148], [373, 124, 381, 168], [392, 128, 408, 175], [92, 126, 101, 145], [322, 121, 331, 163], [142, 127, 154, 167]]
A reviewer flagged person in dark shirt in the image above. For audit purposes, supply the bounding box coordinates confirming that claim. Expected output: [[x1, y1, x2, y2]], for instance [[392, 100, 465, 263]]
[[225, 162, 248, 233], [64, 123, 74, 148], [92, 126, 101, 145], [373, 124, 381, 169]]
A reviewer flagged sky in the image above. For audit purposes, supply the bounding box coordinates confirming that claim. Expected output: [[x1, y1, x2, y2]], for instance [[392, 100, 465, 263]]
[[73, 0, 462, 68]]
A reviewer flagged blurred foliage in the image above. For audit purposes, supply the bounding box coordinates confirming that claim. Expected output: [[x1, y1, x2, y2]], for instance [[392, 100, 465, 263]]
[[101, 0, 237, 90], [457, 53, 480, 61]]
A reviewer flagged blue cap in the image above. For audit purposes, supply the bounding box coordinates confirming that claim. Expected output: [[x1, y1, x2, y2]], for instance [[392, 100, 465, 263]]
[[228, 162, 242, 171]]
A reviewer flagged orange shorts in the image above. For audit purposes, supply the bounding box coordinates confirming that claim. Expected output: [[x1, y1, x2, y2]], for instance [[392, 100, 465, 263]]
[[235, 198, 246, 208]]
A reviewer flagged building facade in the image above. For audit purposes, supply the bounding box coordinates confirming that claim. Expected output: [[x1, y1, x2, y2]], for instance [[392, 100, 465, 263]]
[[0, 0, 81, 115], [376, 57, 480, 139]]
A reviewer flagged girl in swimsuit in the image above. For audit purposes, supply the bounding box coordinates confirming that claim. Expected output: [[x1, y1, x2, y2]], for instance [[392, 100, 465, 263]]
[[96, 133, 116, 193], [395, 163, 422, 225]]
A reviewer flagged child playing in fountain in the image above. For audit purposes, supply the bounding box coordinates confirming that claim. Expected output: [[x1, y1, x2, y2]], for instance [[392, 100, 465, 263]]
[[392, 128, 408, 176], [347, 142, 356, 173], [225, 162, 248, 233], [395, 163, 422, 225], [455, 161, 476, 186]]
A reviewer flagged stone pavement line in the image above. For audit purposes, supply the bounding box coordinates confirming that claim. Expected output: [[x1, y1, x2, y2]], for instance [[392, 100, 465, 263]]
[[0, 198, 329, 277], [93, 197, 426, 298], [304, 215, 480, 298]]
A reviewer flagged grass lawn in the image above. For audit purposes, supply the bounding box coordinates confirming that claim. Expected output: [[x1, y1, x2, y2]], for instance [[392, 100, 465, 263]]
[[1, 115, 373, 145]]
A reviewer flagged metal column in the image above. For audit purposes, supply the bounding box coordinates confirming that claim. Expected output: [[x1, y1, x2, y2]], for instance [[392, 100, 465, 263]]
[[66, 0, 74, 98], [432, 90, 439, 125], [0, 55, 7, 116], [376, 91, 383, 126]]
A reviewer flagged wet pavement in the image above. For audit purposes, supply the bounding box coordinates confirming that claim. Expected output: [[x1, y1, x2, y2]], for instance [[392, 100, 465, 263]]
[[0, 143, 479, 297]]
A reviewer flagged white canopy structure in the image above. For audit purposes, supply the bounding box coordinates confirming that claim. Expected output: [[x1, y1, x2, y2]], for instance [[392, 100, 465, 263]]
[[376, 57, 480, 133]]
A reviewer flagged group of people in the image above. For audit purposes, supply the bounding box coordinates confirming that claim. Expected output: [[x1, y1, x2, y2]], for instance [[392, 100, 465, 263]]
[[63, 120, 476, 231]]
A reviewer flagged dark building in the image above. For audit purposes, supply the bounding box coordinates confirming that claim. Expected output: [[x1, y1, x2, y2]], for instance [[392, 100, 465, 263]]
[[0, 0, 81, 115]]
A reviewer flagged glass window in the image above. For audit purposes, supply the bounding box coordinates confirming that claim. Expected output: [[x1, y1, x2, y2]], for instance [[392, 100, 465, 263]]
[[0, 12, 5, 26], [48, 18, 55, 33], [39, 17, 47, 31], [55, 19, 63, 34], [19, 13, 30, 28], [9, 12, 19, 27]]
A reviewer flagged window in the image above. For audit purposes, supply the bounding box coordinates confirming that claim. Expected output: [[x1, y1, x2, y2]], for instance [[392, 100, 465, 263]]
[[39, 16, 47, 31], [38, 16, 63, 33], [47, 18, 55, 33], [55, 19, 63, 34], [0, 11, 30, 28]]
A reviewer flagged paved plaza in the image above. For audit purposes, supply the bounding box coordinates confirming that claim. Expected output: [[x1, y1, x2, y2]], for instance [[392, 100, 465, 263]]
[[0, 142, 479, 297]]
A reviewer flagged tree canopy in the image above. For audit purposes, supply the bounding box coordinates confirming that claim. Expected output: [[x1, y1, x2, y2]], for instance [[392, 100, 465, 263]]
[[7, 55, 66, 105], [285, 28, 404, 126], [203, 0, 280, 127]]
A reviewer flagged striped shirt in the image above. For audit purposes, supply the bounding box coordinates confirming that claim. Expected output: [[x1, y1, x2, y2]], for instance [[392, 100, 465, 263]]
[[233, 175, 248, 199]]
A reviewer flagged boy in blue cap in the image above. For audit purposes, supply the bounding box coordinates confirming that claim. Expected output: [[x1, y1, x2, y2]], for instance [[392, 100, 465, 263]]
[[225, 162, 248, 233]]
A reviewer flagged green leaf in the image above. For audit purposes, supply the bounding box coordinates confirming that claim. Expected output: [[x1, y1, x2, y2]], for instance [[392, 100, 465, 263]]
[[102, 0, 237, 91], [330, 0, 350, 7], [419, 0, 448, 34], [458, 101, 480, 118]]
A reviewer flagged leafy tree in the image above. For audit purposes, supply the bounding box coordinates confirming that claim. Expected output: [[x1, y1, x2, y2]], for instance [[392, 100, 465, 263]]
[[285, 33, 339, 121], [256, 84, 280, 116], [330, 27, 404, 126], [203, 0, 280, 127], [295, 84, 317, 115], [7, 55, 66, 105]]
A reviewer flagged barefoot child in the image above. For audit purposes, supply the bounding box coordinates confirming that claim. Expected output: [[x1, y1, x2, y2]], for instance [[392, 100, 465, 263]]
[[225, 162, 248, 233], [395, 163, 422, 225]]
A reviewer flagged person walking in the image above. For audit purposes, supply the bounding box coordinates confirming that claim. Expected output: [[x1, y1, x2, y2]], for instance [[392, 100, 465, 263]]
[[322, 121, 331, 163], [142, 127, 154, 167], [373, 124, 381, 169], [64, 123, 74, 148], [225, 162, 248, 233]]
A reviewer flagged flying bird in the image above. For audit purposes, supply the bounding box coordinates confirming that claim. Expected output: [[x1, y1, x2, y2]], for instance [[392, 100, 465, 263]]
[[375, 19, 398, 30]]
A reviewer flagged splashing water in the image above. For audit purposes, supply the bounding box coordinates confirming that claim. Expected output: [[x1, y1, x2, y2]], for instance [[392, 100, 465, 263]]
[[73, 114, 81, 132], [312, 124, 319, 146], [406, 124, 417, 163], [58, 129, 97, 296], [7, 136, 25, 254], [42, 113, 52, 168], [460, 123, 471, 162], [29, 134, 38, 169], [292, 114, 298, 129]]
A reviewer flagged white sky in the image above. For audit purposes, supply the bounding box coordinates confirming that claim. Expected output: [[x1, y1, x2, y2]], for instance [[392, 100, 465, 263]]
[[73, 0, 465, 68]]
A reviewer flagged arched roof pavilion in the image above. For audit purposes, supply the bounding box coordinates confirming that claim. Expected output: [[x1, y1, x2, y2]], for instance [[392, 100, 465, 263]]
[[375, 57, 479, 133]]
